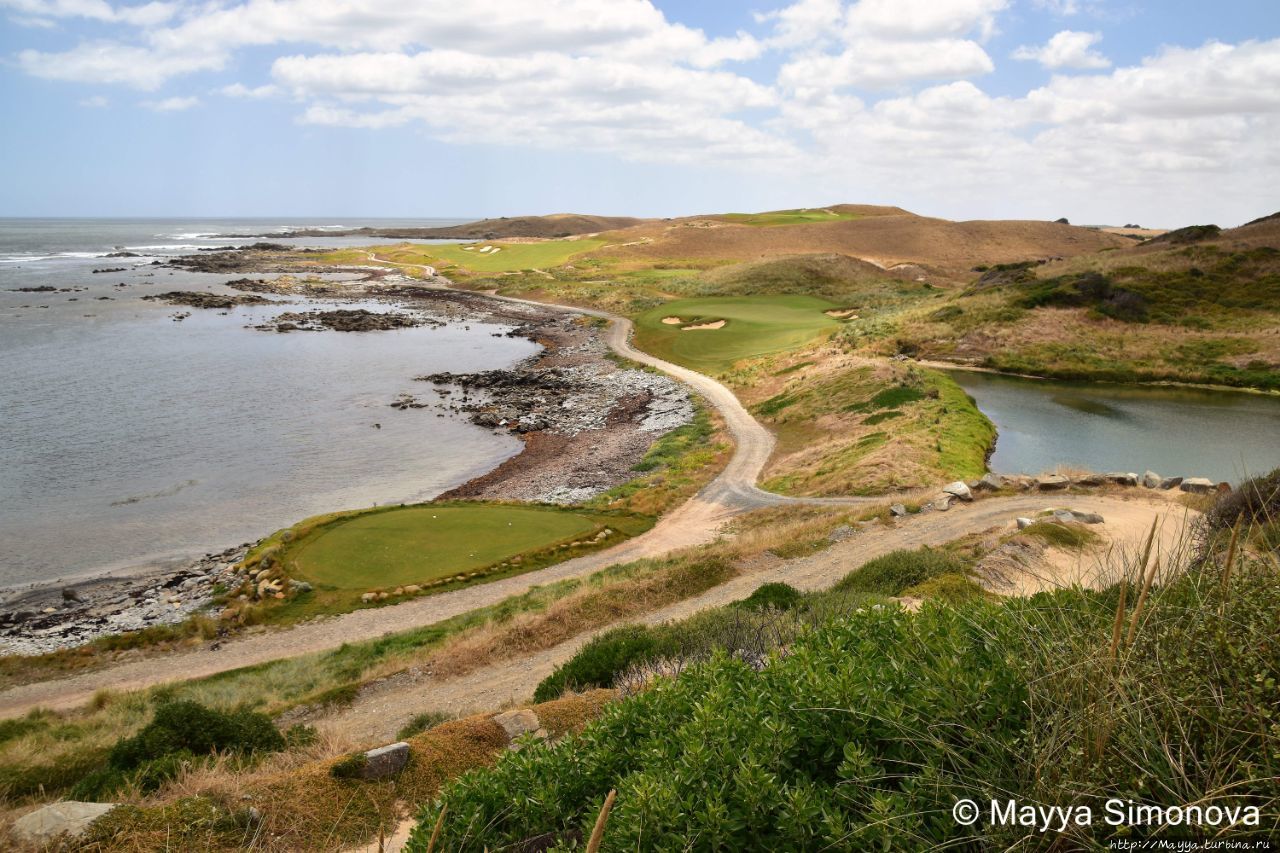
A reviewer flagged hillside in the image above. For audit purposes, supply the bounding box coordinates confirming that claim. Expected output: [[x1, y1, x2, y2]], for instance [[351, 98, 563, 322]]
[[593, 212, 1129, 283], [263, 213, 648, 241]]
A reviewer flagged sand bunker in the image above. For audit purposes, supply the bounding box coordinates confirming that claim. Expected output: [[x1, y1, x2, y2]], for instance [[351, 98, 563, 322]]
[[682, 320, 726, 330], [825, 309, 859, 319], [661, 316, 684, 325]]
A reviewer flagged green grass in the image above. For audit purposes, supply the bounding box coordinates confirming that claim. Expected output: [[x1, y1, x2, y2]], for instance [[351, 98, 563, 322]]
[[293, 505, 599, 589], [633, 295, 844, 373], [255, 502, 651, 621], [1019, 520, 1101, 550], [717, 209, 859, 227], [428, 239, 605, 272]]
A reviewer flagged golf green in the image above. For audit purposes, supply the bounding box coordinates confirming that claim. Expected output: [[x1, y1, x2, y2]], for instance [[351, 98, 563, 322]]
[[633, 295, 844, 373], [291, 504, 604, 590]]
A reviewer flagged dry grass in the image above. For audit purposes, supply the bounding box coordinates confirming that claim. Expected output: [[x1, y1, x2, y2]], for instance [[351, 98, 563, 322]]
[[32, 692, 618, 852]]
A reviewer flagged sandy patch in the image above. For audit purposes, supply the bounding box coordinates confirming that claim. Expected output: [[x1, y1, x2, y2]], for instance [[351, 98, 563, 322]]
[[825, 309, 859, 319], [683, 320, 726, 330], [661, 316, 684, 325]]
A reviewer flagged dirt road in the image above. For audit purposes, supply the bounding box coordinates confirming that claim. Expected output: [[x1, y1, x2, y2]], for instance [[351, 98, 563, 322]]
[[0, 291, 863, 717], [326, 490, 1191, 744]]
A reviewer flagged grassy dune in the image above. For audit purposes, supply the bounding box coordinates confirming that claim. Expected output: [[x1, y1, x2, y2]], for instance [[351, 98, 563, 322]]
[[633, 295, 845, 374], [429, 238, 605, 272]]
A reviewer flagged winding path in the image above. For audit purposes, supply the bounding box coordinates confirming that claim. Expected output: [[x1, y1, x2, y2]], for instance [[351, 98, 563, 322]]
[[0, 266, 1145, 718], [0, 276, 860, 716]]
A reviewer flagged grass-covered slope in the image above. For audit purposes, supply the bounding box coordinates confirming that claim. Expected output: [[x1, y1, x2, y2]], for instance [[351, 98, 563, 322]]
[[876, 224, 1280, 390], [633, 295, 844, 374], [408, 500, 1279, 850]]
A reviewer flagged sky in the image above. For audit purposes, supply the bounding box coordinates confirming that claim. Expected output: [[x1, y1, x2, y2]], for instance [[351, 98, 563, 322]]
[[1, 0, 1277, 226]]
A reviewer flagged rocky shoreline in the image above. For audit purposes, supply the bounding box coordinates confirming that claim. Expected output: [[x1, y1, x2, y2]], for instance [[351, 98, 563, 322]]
[[0, 255, 693, 655], [0, 547, 244, 656]]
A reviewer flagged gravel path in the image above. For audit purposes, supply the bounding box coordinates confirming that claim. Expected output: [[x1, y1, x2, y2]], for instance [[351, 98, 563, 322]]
[[0, 293, 867, 718], [323, 491, 1189, 744]]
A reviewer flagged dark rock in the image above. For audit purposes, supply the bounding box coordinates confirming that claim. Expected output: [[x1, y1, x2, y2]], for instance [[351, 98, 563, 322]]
[[142, 291, 268, 309], [1159, 476, 1183, 490]]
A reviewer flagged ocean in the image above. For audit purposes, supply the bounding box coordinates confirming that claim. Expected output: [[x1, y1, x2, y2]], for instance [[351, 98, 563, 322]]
[[0, 218, 537, 588]]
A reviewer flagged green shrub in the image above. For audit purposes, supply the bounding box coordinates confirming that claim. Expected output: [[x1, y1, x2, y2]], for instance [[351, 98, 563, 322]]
[[109, 700, 284, 771], [1020, 520, 1100, 550], [533, 626, 663, 703], [1203, 467, 1280, 533], [833, 547, 968, 596], [408, 555, 1280, 851], [900, 572, 986, 603], [734, 582, 803, 612], [397, 711, 452, 740]]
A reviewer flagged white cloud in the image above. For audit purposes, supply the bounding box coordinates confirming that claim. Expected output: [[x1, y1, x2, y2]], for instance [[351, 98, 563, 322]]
[[845, 0, 1008, 40], [219, 82, 279, 99], [1033, 0, 1082, 15], [19, 42, 223, 89], [142, 94, 198, 111], [780, 37, 994, 91], [1014, 30, 1110, 69], [0, 0, 176, 25]]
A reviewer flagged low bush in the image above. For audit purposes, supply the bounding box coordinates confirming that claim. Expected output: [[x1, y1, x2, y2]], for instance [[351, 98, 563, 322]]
[[833, 547, 968, 596], [109, 700, 284, 771], [533, 626, 664, 703], [398, 711, 452, 740], [734, 582, 803, 611], [408, 548, 1280, 851], [1202, 466, 1280, 533], [1020, 520, 1101, 550]]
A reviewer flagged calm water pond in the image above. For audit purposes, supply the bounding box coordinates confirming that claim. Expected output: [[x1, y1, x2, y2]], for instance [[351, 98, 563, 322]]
[[949, 370, 1280, 483]]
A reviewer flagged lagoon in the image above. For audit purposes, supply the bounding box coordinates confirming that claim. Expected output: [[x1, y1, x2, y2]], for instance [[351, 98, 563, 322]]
[[950, 370, 1280, 483]]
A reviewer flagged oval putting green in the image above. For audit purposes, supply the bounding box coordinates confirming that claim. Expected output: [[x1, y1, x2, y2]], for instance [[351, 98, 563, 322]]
[[634, 295, 843, 374], [291, 504, 605, 590]]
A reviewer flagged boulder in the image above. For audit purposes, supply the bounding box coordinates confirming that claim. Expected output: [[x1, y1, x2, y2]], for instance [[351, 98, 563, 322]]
[[493, 709, 542, 740], [933, 494, 954, 511], [1180, 477, 1216, 494], [1016, 517, 1033, 530], [1053, 509, 1078, 524], [975, 473, 1005, 492], [1075, 473, 1107, 487], [356, 742, 410, 780], [889, 504, 908, 517], [1074, 512, 1105, 524], [1142, 471, 1163, 489], [1037, 474, 1070, 490], [13, 802, 117, 843], [1105, 472, 1139, 487], [942, 481, 973, 501], [1159, 477, 1183, 491]]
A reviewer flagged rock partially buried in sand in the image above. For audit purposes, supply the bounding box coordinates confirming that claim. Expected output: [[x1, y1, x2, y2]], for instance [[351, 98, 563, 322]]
[[1180, 477, 1216, 494], [1037, 474, 1070, 490], [975, 473, 1005, 492], [942, 481, 973, 501], [355, 742, 410, 780], [1159, 476, 1184, 490], [1016, 517, 1033, 530], [13, 801, 117, 843], [890, 504, 908, 517], [1142, 471, 1163, 489], [1105, 472, 1139, 487]]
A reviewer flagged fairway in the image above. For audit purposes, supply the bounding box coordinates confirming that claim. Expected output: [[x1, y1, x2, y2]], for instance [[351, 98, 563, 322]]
[[291, 504, 609, 590], [718, 209, 859, 227], [430, 238, 605, 272], [634, 295, 844, 373]]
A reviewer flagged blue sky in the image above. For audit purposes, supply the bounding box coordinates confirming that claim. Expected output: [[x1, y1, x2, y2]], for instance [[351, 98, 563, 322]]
[[2, 0, 1278, 225]]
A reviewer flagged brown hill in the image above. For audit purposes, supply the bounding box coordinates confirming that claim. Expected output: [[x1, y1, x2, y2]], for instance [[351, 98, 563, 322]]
[[255, 214, 648, 241], [596, 213, 1129, 283]]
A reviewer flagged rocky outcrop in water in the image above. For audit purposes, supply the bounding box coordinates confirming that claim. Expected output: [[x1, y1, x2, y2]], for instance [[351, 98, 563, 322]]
[[256, 308, 437, 332], [142, 291, 270, 309]]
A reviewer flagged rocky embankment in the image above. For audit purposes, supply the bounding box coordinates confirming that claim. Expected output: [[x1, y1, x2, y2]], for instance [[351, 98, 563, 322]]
[[142, 291, 270, 309], [0, 547, 244, 656], [422, 314, 694, 504], [254, 308, 438, 333]]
